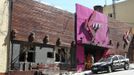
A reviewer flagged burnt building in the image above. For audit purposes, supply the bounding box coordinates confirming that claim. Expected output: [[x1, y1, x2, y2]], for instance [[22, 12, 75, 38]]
[[10, 0, 75, 71], [9, 0, 134, 74]]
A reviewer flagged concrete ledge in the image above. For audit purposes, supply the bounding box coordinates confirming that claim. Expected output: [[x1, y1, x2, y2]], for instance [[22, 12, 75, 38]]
[[8, 71, 35, 75]]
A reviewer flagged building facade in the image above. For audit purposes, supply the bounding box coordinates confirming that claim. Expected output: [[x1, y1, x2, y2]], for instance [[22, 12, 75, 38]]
[[108, 18, 133, 57], [10, 0, 134, 73], [10, 0, 75, 72], [76, 4, 109, 72], [103, 0, 134, 24], [0, 0, 10, 75], [75, 4, 134, 72], [97, 4, 134, 62], [1, 0, 134, 75]]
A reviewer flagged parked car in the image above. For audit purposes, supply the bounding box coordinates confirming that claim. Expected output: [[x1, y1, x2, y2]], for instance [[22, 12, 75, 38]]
[[91, 55, 129, 73]]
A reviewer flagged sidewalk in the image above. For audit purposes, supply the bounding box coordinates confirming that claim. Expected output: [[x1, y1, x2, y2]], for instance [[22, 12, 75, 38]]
[[129, 63, 134, 69], [72, 70, 91, 75]]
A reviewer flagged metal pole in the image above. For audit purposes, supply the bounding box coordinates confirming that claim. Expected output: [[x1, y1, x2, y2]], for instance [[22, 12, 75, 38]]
[[10, 41, 13, 70], [8, 0, 13, 71]]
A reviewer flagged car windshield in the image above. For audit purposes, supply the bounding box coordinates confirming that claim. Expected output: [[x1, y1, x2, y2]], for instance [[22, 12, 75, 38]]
[[99, 56, 112, 62]]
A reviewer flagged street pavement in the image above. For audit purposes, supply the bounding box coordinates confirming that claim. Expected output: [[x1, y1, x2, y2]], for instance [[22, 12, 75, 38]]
[[69, 64, 134, 75], [73, 69, 134, 75]]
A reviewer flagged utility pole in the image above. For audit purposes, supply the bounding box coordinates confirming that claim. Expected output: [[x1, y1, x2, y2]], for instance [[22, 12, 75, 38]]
[[105, 0, 107, 6], [9, 0, 13, 71], [112, 0, 116, 19]]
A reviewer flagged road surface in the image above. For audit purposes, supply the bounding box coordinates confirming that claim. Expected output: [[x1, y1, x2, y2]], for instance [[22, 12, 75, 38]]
[[73, 69, 134, 75], [60, 64, 134, 75]]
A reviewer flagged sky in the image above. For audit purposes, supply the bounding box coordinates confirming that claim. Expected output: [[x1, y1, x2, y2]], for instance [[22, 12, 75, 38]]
[[35, 0, 126, 13]]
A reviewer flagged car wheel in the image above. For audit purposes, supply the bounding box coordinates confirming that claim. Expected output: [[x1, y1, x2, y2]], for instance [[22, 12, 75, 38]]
[[124, 63, 129, 70], [108, 66, 112, 73]]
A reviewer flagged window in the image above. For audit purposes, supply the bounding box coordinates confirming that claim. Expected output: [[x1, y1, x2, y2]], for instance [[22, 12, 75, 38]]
[[27, 52, 35, 62], [108, 13, 113, 17], [116, 42, 120, 48], [19, 45, 35, 62], [55, 48, 66, 62], [61, 48, 65, 62], [55, 49, 61, 62], [112, 56, 118, 61], [108, 40, 113, 46], [123, 43, 126, 49], [27, 46, 35, 62], [19, 52, 25, 61], [55, 53, 60, 61], [119, 55, 124, 60], [47, 52, 54, 58], [19, 45, 26, 62]]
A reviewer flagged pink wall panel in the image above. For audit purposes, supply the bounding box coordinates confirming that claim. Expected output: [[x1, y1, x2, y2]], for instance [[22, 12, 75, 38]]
[[76, 45, 85, 71], [76, 4, 109, 46], [76, 4, 109, 71]]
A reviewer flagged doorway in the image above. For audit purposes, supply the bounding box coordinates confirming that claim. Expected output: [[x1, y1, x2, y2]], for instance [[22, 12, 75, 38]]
[[84, 44, 106, 70]]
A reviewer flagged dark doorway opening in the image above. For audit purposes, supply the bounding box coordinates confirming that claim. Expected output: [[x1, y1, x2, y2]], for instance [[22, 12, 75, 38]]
[[84, 44, 107, 70]]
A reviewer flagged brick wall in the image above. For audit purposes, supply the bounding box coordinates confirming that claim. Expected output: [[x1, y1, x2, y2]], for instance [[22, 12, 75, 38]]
[[12, 0, 74, 47], [108, 18, 133, 55], [11, 0, 134, 57]]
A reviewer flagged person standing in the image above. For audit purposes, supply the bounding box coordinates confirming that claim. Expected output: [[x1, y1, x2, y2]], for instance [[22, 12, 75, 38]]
[[85, 54, 94, 70]]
